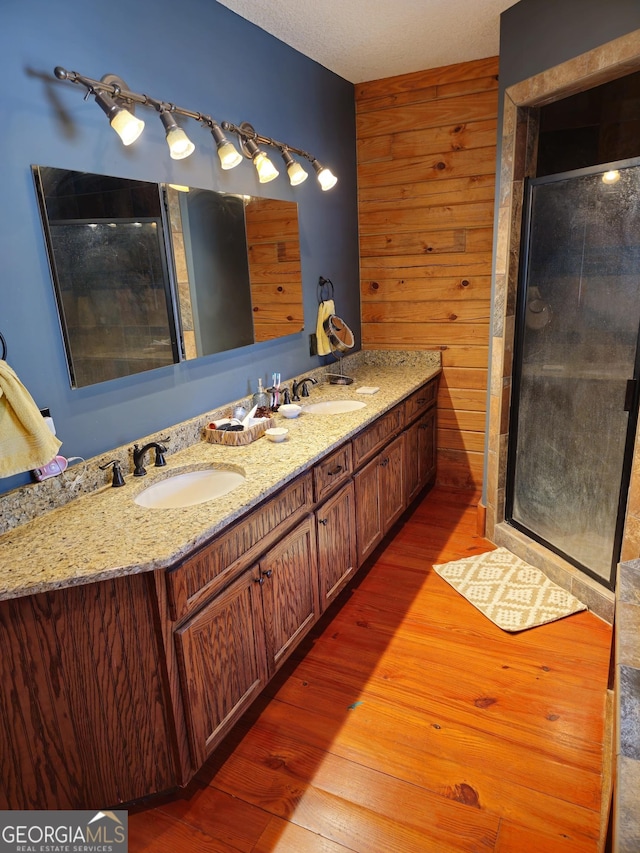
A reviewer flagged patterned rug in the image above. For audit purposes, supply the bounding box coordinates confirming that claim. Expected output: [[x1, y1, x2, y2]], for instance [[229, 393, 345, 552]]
[[433, 547, 587, 632]]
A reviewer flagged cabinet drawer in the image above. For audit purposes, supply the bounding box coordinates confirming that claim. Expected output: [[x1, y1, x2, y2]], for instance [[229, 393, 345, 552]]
[[404, 377, 438, 423], [352, 407, 403, 469], [313, 443, 352, 502], [166, 473, 313, 622]]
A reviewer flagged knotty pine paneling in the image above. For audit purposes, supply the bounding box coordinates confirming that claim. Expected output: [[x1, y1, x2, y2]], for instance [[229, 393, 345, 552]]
[[357, 56, 498, 492]]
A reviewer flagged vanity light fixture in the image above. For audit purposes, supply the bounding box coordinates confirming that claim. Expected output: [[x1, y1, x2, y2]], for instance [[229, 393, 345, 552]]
[[93, 77, 145, 146], [312, 158, 338, 191], [208, 120, 243, 170], [53, 66, 338, 191], [159, 109, 195, 160], [602, 169, 621, 185], [281, 148, 308, 186], [236, 122, 279, 183]]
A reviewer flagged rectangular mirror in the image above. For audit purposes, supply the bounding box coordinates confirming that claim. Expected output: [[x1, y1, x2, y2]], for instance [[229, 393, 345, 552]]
[[33, 166, 305, 388]]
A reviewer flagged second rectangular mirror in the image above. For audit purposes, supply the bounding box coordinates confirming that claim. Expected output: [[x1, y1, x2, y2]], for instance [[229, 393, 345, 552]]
[[33, 166, 305, 388]]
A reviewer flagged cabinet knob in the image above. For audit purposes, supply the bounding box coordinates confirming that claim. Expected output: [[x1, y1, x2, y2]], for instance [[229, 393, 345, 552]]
[[262, 569, 273, 579], [380, 457, 389, 467], [318, 517, 328, 525], [253, 575, 264, 585]]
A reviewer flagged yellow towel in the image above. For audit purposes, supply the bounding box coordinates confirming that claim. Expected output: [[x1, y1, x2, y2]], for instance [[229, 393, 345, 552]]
[[316, 299, 335, 356], [0, 360, 62, 478]]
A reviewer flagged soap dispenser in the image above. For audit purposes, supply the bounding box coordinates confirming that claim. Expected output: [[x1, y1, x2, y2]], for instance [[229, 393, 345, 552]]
[[252, 378, 270, 411]]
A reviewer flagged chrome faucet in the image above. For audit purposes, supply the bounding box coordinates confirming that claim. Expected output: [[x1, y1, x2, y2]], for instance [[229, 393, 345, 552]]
[[132, 440, 168, 477], [292, 377, 318, 401]]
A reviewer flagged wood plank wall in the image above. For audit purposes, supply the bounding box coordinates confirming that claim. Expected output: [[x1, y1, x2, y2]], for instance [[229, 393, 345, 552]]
[[245, 198, 305, 342], [355, 56, 499, 493]]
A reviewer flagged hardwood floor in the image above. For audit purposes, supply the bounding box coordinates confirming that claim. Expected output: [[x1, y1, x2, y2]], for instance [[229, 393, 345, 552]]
[[128, 486, 613, 852]]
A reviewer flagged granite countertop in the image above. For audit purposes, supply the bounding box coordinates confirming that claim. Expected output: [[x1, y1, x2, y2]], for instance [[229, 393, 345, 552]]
[[0, 351, 440, 601]]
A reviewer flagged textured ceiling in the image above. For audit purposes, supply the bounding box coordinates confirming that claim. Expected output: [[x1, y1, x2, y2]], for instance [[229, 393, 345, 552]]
[[216, 0, 517, 83]]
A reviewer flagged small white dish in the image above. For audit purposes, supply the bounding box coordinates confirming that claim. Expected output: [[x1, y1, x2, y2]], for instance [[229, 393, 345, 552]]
[[279, 403, 302, 418], [265, 427, 289, 443]]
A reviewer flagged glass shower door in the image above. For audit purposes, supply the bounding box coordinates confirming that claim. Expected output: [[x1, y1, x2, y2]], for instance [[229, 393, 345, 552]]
[[506, 161, 640, 586]]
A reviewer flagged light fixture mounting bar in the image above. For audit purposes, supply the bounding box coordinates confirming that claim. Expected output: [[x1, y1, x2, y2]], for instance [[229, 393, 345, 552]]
[[221, 120, 312, 162], [55, 67, 209, 124], [52, 66, 337, 190]]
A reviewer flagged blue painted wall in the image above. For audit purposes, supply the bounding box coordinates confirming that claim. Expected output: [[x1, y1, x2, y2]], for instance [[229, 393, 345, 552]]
[[0, 0, 359, 494]]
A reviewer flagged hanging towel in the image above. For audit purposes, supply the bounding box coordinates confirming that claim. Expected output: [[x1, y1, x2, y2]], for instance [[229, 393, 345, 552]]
[[0, 360, 62, 478], [316, 299, 335, 356]]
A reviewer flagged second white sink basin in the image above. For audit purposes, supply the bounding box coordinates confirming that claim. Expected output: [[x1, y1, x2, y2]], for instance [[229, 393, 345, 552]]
[[134, 468, 246, 509], [302, 400, 367, 415]]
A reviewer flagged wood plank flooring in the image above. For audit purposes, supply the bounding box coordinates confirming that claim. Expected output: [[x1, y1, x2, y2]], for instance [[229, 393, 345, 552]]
[[128, 486, 613, 853]]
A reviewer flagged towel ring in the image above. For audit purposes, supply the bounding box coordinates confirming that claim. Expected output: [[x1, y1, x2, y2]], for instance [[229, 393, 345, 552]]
[[317, 276, 334, 304], [0, 332, 6, 361]]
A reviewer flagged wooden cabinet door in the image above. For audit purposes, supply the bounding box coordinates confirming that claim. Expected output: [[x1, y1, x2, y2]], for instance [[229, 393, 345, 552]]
[[354, 454, 383, 565], [404, 418, 422, 505], [175, 566, 268, 768], [259, 515, 319, 674], [405, 407, 437, 503], [380, 433, 406, 531], [316, 481, 357, 612], [355, 434, 407, 566], [417, 406, 437, 488]]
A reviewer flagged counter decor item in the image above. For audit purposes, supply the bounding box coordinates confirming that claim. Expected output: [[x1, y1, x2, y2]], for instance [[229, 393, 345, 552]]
[[279, 404, 302, 418], [252, 378, 270, 410], [265, 427, 288, 443], [204, 416, 276, 446]]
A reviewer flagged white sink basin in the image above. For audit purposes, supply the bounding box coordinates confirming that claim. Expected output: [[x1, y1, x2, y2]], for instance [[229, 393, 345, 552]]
[[302, 400, 367, 415], [134, 469, 245, 509]]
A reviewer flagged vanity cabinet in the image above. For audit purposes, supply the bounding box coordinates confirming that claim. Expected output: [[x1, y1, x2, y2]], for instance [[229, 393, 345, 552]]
[[174, 515, 318, 767], [0, 371, 440, 810], [174, 565, 268, 768], [166, 474, 313, 622]]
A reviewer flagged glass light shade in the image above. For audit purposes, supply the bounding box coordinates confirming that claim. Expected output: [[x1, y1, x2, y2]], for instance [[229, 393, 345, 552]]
[[166, 126, 195, 160], [254, 152, 279, 183], [217, 140, 243, 170], [317, 167, 338, 191], [287, 160, 308, 186], [602, 170, 621, 184], [110, 109, 145, 146]]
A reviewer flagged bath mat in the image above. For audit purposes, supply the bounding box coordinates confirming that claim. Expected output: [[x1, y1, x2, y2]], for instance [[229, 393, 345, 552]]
[[433, 547, 587, 632]]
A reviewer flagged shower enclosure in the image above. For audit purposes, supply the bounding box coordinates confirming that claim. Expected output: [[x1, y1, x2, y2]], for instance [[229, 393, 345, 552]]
[[506, 159, 640, 588]]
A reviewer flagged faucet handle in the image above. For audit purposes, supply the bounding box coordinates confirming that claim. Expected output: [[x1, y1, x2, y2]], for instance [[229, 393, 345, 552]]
[[99, 459, 126, 487], [155, 437, 170, 467], [132, 443, 146, 477]]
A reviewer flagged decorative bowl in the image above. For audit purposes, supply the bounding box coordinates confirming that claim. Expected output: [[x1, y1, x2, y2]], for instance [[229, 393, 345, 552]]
[[265, 427, 289, 443], [279, 404, 302, 418]]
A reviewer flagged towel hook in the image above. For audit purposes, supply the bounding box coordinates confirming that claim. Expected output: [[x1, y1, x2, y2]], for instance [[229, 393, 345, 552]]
[[317, 276, 334, 304], [0, 332, 6, 361]]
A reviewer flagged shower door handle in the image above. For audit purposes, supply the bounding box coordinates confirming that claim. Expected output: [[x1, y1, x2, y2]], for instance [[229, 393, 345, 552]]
[[624, 379, 637, 412]]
